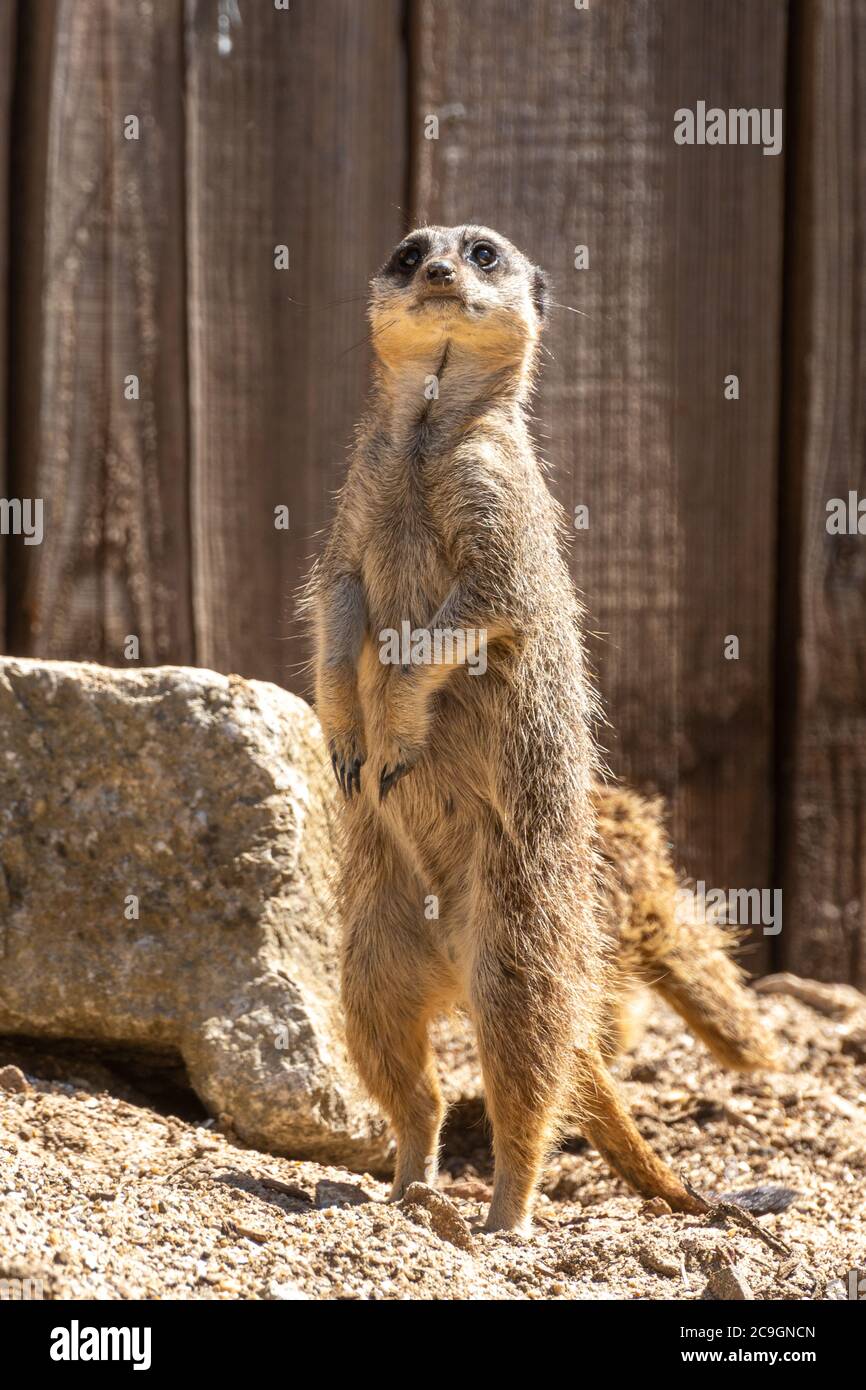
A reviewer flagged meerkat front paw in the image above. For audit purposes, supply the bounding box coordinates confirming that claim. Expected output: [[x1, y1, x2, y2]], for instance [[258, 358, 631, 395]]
[[377, 728, 429, 802], [378, 745, 421, 802], [377, 675, 431, 801], [328, 732, 367, 799]]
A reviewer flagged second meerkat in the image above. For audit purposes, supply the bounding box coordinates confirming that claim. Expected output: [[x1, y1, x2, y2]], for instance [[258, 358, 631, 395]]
[[310, 225, 746, 1232]]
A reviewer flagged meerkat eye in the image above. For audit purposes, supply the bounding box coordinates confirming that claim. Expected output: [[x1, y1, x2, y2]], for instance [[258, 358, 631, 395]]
[[470, 242, 499, 270], [395, 244, 423, 272]]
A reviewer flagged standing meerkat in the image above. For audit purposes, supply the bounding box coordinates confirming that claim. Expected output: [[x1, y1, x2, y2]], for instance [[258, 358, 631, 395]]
[[308, 225, 782, 1232]]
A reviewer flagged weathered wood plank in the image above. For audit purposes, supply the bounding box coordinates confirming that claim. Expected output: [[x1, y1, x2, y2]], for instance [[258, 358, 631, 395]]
[[411, 0, 786, 964], [185, 0, 406, 687], [0, 0, 16, 649], [7, 0, 192, 664], [778, 0, 866, 985]]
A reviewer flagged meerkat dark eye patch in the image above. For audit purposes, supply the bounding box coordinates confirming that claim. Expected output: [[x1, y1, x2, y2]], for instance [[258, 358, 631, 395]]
[[392, 243, 425, 273], [469, 242, 499, 270]]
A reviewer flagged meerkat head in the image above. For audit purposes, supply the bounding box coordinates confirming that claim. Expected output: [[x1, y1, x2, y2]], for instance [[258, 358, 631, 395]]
[[368, 224, 550, 372]]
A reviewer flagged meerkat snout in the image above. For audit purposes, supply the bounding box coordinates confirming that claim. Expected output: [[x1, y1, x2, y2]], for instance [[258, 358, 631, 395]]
[[424, 258, 456, 285]]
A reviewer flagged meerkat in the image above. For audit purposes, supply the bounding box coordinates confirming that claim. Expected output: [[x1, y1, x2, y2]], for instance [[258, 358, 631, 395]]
[[308, 225, 786, 1232]]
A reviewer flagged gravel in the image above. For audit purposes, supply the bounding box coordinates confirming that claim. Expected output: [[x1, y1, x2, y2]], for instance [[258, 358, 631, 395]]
[[1, 988, 864, 1301]]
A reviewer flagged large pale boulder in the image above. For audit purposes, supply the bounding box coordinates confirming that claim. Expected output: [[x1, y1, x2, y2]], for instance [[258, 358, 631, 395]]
[[0, 658, 388, 1168]]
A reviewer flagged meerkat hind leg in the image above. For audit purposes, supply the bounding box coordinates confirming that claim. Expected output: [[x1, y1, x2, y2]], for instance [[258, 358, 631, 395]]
[[340, 844, 454, 1199], [344, 948, 446, 1199], [468, 926, 576, 1233], [474, 996, 566, 1234]]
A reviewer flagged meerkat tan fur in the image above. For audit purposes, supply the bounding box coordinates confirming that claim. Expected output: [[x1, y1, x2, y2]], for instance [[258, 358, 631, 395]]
[[308, 225, 780, 1232]]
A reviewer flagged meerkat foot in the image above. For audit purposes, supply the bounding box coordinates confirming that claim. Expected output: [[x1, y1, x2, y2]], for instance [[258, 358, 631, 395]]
[[483, 1163, 538, 1233], [389, 1155, 439, 1203], [483, 1216, 532, 1236]]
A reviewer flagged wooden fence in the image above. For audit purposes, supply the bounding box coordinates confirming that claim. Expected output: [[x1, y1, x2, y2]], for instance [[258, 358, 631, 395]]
[[0, 0, 864, 983]]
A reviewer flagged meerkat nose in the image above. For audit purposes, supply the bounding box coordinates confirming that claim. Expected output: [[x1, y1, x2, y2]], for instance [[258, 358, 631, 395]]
[[425, 260, 456, 284]]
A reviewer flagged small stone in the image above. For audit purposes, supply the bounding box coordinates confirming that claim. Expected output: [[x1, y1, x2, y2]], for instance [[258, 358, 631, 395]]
[[0, 1065, 30, 1094], [840, 1027, 866, 1063], [269, 1281, 309, 1300], [401, 1184, 476, 1252], [701, 1259, 754, 1301], [446, 1178, 492, 1201], [638, 1247, 681, 1278], [640, 1197, 672, 1218]]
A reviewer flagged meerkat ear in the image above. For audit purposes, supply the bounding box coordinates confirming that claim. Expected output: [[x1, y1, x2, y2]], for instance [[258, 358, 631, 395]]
[[532, 267, 551, 321]]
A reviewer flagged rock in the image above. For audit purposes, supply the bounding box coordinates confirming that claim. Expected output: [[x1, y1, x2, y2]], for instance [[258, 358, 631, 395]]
[[701, 1259, 755, 1301], [636, 1242, 680, 1277], [446, 1178, 492, 1201], [0, 657, 386, 1169], [401, 1183, 476, 1252], [755, 973, 866, 1020], [682, 1232, 757, 1300], [840, 1026, 866, 1063], [640, 1197, 672, 1218], [0, 1064, 29, 1093], [268, 1280, 309, 1300]]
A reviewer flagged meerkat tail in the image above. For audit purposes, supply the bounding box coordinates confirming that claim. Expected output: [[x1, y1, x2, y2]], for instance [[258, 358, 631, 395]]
[[574, 1051, 707, 1214], [577, 1052, 797, 1216], [594, 785, 778, 1072], [647, 913, 779, 1072]]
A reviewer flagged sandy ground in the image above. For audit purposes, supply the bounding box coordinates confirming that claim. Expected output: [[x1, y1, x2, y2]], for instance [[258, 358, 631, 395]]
[[0, 986, 864, 1301]]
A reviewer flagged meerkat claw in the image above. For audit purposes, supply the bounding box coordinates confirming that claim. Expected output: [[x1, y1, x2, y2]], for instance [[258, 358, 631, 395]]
[[329, 742, 365, 799], [329, 748, 341, 790], [379, 762, 409, 802]]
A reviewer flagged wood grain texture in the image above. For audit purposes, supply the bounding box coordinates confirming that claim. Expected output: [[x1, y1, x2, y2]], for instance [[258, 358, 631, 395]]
[[7, 0, 192, 664], [779, 0, 866, 984], [411, 0, 786, 961], [185, 0, 406, 687], [0, 0, 15, 648], [2, 0, 862, 981]]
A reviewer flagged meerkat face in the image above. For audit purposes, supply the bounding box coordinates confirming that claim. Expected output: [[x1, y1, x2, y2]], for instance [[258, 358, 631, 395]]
[[368, 225, 549, 368]]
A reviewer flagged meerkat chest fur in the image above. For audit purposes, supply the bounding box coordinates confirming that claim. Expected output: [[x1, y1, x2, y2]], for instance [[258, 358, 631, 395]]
[[359, 360, 515, 638], [360, 425, 452, 638]]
